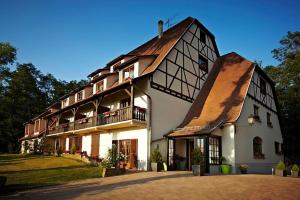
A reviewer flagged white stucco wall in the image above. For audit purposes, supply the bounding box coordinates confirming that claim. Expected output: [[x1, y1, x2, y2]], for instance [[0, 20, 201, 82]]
[[82, 135, 92, 156], [65, 137, 69, 151], [235, 96, 283, 174], [99, 127, 149, 170]]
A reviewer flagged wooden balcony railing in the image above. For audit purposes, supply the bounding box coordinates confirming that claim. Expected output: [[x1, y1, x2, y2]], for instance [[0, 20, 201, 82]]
[[48, 122, 74, 135], [74, 116, 96, 130], [48, 106, 146, 135], [97, 106, 146, 126]]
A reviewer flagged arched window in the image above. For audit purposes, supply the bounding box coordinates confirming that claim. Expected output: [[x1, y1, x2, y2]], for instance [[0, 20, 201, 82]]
[[253, 137, 264, 159]]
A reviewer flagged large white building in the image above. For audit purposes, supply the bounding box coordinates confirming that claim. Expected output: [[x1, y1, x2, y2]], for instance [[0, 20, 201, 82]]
[[20, 17, 283, 173]]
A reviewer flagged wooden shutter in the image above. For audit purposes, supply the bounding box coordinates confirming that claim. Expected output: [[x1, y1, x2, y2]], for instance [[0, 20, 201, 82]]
[[91, 134, 100, 157]]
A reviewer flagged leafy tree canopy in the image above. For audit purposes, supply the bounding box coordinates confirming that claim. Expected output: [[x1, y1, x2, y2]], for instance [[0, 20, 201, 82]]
[[0, 42, 87, 152], [264, 31, 300, 163]]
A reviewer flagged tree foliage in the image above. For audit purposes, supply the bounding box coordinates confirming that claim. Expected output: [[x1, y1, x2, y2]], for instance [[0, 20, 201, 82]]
[[0, 42, 87, 152], [264, 31, 300, 163]]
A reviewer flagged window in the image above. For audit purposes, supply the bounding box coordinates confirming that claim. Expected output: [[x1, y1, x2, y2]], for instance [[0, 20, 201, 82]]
[[209, 137, 220, 164], [95, 81, 104, 93], [168, 139, 174, 166], [253, 137, 264, 159], [260, 78, 266, 95], [199, 55, 208, 72], [77, 91, 83, 101], [62, 98, 68, 108], [267, 112, 273, 127], [254, 105, 259, 116], [200, 30, 206, 44], [275, 142, 282, 154], [123, 65, 134, 81]]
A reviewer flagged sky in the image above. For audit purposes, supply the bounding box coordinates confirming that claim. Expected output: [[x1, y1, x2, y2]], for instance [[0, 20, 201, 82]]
[[0, 0, 299, 82]]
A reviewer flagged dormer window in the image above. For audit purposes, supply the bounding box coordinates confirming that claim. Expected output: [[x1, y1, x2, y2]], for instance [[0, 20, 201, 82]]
[[62, 98, 68, 108], [76, 91, 83, 102], [123, 65, 134, 81], [96, 81, 104, 93]]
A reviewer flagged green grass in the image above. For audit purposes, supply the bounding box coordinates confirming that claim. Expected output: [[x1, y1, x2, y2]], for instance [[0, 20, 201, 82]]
[[0, 154, 100, 193]]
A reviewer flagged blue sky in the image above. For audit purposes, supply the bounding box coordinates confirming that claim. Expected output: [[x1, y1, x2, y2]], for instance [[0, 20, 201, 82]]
[[0, 0, 299, 81]]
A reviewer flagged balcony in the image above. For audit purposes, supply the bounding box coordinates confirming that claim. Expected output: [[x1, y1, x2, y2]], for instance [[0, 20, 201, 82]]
[[48, 106, 146, 136]]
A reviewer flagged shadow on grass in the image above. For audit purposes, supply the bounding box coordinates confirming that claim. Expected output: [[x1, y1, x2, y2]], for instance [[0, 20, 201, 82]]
[[0, 165, 92, 174]]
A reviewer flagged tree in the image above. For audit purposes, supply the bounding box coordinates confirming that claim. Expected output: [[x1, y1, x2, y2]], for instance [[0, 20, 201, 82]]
[[0, 42, 16, 66], [264, 31, 300, 163], [0, 41, 88, 152]]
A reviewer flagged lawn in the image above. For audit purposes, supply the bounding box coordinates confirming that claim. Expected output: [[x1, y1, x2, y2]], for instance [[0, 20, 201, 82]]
[[0, 154, 100, 193]]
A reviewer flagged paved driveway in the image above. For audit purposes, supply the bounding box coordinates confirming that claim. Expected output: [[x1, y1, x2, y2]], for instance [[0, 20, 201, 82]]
[[2, 171, 300, 200]]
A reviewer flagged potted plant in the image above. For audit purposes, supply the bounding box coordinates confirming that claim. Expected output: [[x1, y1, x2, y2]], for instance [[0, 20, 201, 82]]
[[239, 164, 248, 174], [191, 147, 204, 176], [275, 160, 287, 177], [100, 158, 112, 177], [220, 156, 232, 174], [151, 149, 162, 172], [291, 164, 299, 178]]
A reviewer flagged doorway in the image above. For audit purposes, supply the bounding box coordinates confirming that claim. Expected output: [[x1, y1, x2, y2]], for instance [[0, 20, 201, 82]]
[[114, 139, 138, 169]]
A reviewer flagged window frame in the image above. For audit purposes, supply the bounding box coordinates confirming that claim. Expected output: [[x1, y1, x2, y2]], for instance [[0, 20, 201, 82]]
[[76, 90, 83, 101], [253, 136, 264, 159], [208, 136, 221, 165], [200, 30, 206, 44], [95, 81, 104, 93], [123, 65, 134, 81], [260, 78, 266, 95], [199, 54, 208, 72]]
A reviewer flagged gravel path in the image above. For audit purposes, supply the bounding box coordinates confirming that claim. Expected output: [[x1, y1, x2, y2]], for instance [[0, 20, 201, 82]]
[[2, 171, 300, 200]]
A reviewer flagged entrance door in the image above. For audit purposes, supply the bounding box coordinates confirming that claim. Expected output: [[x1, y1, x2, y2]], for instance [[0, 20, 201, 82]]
[[188, 140, 194, 170], [119, 139, 138, 169]]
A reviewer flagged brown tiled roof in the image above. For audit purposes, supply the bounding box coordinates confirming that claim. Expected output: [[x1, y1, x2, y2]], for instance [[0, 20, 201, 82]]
[[168, 52, 255, 137], [129, 17, 195, 75], [90, 17, 218, 79]]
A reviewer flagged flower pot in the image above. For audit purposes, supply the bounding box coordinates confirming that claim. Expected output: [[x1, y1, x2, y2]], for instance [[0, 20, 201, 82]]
[[275, 169, 287, 177], [220, 164, 232, 174], [240, 169, 247, 174], [291, 171, 299, 178], [151, 162, 159, 172], [192, 165, 204, 176]]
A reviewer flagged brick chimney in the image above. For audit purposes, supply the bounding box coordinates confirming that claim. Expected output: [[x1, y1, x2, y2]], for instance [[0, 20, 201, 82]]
[[158, 20, 163, 39]]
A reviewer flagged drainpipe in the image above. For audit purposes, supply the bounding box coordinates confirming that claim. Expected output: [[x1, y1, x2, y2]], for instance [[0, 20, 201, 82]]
[[132, 81, 152, 170]]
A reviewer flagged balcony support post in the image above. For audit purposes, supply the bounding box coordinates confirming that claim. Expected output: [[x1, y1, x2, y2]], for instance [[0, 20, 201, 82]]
[[130, 85, 134, 120]]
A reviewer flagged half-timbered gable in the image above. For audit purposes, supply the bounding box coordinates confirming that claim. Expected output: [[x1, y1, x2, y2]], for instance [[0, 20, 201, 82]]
[[151, 21, 218, 102], [247, 70, 277, 113]]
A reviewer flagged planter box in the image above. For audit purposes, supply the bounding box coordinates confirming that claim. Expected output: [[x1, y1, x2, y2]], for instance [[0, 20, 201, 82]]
[[275, 169, 287, 177], [220, 164, 232, 174], [291, 171, 299, 178], [101, 168, 125, 177], [151, 162, 159, 172], [192, 165, 204, 176]]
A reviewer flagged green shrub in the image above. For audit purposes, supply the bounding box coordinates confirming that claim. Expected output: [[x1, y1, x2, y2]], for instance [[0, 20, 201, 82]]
[[192, 147, 204, 165], [239, 164, 248, 170], [151, 149, 163, 163], [276, 161, 285, 170], [23, 141, 30, 153], [70, 144, 77, 154], [107, 144, 118, 167], [291, 164, 299, 172], [100, 158, 112, 169], [220, 156, 226, 164]]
